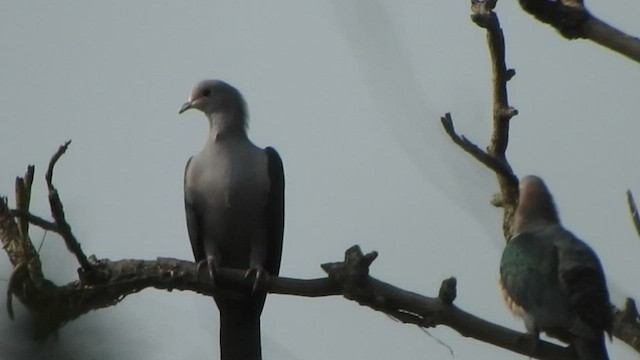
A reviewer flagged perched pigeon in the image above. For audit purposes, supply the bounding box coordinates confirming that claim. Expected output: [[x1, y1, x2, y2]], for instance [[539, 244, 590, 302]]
[[500, 175, 611, 360], [180, 80, 284, 360]]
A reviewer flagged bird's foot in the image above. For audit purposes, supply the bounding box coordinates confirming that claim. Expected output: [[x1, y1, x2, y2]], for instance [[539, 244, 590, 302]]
[[518, 332, 540, 355], [196, 256, 220, 286], [244, 266, 268, 293]]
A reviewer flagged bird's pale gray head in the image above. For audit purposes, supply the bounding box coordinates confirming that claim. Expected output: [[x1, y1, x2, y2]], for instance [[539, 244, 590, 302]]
[[512, 175, 560, 232], [179, 79, 247, 118]]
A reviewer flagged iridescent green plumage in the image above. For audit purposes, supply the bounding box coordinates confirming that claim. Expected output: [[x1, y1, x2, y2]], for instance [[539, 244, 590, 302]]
[[500, 176, 611, 360]]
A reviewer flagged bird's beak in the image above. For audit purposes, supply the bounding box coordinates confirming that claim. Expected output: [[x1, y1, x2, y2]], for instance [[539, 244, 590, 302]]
[[179, 101, 193, 114]]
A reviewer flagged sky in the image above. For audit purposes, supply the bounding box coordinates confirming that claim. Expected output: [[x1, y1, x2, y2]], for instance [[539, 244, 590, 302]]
[[1, 1, 639, 359]]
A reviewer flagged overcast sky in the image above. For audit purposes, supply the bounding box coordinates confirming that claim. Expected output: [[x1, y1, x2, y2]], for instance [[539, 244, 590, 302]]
[[1, 1, 639, 359]]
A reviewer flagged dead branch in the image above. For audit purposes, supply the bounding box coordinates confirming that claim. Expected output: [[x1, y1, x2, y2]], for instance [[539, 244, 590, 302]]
[[44, 140, 92, 272], [626, 190, 640, 240], [612, 298, 640, 351], [1, 197, 574, 360], [440, 113, 518, 190], [5, 155, 638, 357], [471, 0, 520, 232], [442, 0, 519, 239], [0, 155, 582, 358], [518, 0, 640, 63]]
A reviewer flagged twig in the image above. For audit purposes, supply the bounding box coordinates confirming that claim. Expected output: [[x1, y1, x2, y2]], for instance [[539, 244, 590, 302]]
[[37, 230, 48, 253], [44, 141, 92, 272], [9, 210, 58, 233], [45, 141, 71, 188], [518, 0, 640, 63], [626, 190, 640, 240], [440, 113, 518, 188], [418, 327, 455, 359]]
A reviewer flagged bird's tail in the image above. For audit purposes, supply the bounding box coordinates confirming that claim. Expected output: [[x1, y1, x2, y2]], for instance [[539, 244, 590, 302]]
[[573, 335, 609, 360], [218, 298, 263, 360]]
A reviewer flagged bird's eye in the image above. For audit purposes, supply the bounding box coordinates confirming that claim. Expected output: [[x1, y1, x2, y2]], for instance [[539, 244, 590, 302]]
[[202, 89, 211, 97]]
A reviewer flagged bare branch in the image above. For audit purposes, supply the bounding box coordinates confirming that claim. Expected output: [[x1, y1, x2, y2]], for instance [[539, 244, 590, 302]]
[[14, 165, 34, 240], [518, 0, 640, 63], [0, 172, 578, 358], [44, 141, 92, 272], [612, 298, 640, 351], [626, 190, 640, 239], [441, 0, 519, 238], [3, 150, 640, 356], [9, 209, 59, 233], [45, 140, 71, 188], [6, 261, 27, 320], [1, 171, 42, 275], [440, 113, 518, 189], [471, 0, 520, 231], [0, 218, 573, 360]]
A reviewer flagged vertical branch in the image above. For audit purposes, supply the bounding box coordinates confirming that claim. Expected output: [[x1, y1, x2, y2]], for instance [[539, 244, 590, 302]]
[[14, 166, 34, 240], [626, 190, 640, 240], [1, 167, 48, 320], [5, 168, 39, 267], [45, 141, 92, 272], [471, 0, 519, 239]]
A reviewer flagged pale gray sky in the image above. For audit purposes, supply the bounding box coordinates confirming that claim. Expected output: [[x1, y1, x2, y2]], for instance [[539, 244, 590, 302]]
[[1, 1, 639, 359]]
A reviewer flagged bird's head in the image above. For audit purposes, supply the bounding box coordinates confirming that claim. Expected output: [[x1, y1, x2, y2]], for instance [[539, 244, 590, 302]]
[[179, 79, 247, 118], [512, 175, 560, 232]]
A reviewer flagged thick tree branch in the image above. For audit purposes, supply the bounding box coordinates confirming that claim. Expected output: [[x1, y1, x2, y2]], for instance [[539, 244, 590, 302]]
[[2, 142, 639, 356], [518, 0, 640, 63], [0, 157, 580, 358], [1, 201, 574, 360]]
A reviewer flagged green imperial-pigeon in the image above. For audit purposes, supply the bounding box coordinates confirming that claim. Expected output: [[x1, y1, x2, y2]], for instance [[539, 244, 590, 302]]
[[500, 175, 611, 360], [180, 80, 285, 360]]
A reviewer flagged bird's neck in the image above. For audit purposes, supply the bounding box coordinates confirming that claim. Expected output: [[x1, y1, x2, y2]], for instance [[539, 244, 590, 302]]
[[510, 186, 560, 235], [207, 111, 248, 141], [511, 202, 560, 235]]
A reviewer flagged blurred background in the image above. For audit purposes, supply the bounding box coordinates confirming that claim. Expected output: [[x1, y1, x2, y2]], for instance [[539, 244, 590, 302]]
[[1, 1, 638, 359]]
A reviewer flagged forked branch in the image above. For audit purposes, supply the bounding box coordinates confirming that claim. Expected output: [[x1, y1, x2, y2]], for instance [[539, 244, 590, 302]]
[[442, 0, 519, 238]]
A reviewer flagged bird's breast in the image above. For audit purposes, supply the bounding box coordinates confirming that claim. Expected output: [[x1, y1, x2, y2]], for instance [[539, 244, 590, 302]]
[[499, 279, 527, 318], [187, 144, 270, 213]]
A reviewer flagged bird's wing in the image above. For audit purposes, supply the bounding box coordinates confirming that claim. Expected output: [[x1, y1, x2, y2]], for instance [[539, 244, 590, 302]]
[[265, 147, 285, 277], [184, 156, 204, 262], [554, 230, 612, 336], [500, 232, 559, 312]]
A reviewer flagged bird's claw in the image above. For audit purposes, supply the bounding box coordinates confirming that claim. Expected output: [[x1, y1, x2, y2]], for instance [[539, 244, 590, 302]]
[[518, 332, 539, 354], [244, 266, 268, 293], [197, 257, 220, 286]]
